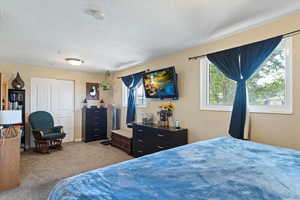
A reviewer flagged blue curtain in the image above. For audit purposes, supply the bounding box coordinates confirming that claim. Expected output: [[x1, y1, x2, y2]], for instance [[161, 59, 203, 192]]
[[121, 72, 144, 124], [207, 36, 282, 139]]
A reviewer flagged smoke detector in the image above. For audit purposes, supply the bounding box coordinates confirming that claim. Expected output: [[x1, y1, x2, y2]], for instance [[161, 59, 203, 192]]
[[85, 9, 105, 20]]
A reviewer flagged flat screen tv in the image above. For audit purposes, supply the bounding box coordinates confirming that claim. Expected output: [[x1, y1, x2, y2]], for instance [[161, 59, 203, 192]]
[[143, 66, 178, 99]]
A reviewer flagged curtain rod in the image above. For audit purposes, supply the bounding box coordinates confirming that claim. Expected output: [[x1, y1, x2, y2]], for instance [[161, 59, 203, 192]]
[[117, 69, 150, 79], [188, 29, 300, 61]]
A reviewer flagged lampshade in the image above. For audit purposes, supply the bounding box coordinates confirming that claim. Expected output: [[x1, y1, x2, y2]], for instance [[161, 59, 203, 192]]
[[0, 110, 22, 125]]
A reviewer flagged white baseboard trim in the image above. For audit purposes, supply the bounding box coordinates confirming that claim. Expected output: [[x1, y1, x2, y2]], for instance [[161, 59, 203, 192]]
[[74, 138, 82, 142]]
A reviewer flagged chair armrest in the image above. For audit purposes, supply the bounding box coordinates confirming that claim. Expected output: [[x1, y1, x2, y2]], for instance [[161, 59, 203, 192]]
[[32, 129, 46, 139], [52, 126, 64, 133]]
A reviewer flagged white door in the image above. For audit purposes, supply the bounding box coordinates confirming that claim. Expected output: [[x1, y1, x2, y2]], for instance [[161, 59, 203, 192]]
[[31, 78, 52, 114], [31, 78, 75, 143]]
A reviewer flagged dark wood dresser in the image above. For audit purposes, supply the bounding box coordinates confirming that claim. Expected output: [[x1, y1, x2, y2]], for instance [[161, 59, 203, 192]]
[[132, 123, 188, 157], [82, 108, 107, 142]]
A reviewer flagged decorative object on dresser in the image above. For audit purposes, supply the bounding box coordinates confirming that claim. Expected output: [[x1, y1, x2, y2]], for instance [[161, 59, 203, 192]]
[[29, 111, 66, 154], [132, 123, 187, 157], [99, 99, 105, 108], [175, 120, 181, 129], [83, 98, 88, 108], [157, 103, 175, 128], [141, 112, 154, 125], [0, 111, 22, 191], [82, 107, 107, 142], [111, 129, 132, 154], [86, 83, 99, 100], [11, 72, 25, 90], [8, 89, 26, 150]]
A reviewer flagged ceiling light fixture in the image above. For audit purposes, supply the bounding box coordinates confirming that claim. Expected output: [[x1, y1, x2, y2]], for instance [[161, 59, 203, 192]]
[[65, 58, 84, 66], [85, 9, 105, 20]]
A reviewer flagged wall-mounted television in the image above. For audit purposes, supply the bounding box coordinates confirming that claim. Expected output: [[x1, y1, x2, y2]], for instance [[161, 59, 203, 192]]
[[143, 66, 178, 100]]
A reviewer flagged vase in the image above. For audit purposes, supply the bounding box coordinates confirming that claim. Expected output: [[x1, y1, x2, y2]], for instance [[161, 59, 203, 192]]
[[12, 72, 25, 89], [158, 110, 169, 127]]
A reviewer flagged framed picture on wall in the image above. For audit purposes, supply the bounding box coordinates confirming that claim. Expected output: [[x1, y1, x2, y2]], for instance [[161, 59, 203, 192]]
[[86, 83, 100, 100]]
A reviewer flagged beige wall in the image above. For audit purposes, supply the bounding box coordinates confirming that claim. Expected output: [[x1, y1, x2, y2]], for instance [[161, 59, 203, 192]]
[[112, 13, 300, 150], [0, 63, 108, 141]]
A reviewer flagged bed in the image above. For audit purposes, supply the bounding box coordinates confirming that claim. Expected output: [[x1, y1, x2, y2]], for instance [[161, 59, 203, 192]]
[[48, 137, 300, 200]]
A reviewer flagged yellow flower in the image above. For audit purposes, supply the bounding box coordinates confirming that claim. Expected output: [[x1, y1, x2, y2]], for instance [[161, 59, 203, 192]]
[[159, 103, 175, 110]]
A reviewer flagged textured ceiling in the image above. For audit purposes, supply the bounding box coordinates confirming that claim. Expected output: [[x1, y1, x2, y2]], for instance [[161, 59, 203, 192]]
[[0, 0, 300, 72]]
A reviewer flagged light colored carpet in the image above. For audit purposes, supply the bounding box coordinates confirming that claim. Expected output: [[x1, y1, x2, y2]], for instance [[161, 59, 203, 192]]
[[0, 141, 133, 200]]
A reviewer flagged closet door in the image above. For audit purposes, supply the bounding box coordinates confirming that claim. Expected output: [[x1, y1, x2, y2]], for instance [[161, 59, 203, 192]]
[[51, 80, 74, 142], [31, 78, 52, 114], [31, 78, 75, 143]]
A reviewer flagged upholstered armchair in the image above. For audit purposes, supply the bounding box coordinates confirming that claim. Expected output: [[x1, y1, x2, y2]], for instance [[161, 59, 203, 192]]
[[29, 111, 66, 153]]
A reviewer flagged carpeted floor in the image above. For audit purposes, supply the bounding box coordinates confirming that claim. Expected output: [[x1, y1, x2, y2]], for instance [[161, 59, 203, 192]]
[[0, 141, 133, 200]]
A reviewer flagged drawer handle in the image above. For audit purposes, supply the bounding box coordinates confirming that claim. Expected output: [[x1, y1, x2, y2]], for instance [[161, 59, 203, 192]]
[[137, 150, 143, 153], [157, 134, 164, 137], [137, 139, 143, 143], [137, 129, 144, 133], [157, 146, 165, 149]]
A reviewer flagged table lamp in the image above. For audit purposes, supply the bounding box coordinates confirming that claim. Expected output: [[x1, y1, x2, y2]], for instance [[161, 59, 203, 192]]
[[0, 110, 22, 139]]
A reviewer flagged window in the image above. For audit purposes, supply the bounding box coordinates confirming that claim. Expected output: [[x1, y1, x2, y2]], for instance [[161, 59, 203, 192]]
[[122, 82, 147, 107], [200, 37, 292, 114]]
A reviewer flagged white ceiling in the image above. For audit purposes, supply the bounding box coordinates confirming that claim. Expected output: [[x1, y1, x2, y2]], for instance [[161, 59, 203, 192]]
[[0, 0, 300, 73]]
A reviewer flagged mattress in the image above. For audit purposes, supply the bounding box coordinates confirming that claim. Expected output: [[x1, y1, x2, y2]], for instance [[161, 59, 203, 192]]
[[48, 137, 300, 200]]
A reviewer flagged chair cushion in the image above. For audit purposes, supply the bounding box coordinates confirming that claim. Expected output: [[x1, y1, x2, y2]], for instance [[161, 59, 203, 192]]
[[41, 132, 66, 140], [29, 111, 54, 130]]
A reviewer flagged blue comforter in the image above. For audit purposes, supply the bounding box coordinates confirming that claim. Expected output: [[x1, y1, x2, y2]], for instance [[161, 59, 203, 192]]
[[48, 137, 300, 200]]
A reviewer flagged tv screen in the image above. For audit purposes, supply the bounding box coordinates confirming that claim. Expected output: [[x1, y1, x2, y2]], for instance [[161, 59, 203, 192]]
[[143, 67, 178, 99]]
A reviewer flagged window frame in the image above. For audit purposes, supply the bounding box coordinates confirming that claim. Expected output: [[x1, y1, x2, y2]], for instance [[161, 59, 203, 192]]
[[200, 37, 293, 114], [122, 82, 147, 108]]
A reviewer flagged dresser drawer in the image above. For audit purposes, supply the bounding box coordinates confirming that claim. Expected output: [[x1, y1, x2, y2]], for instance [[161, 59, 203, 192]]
[[133, 125, 157, 138], [86, 109, 107, 114], [86, 129, 106, 137], [86, 116, 107, 124], [132, 141, 171, 157], [132, 142, 151, 157], [132, 149, 147, 157], [86, 126, 106, 133], [86, 122, 107, 130], [133, 137, 146, 144], [86, 110, 106, 119]]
